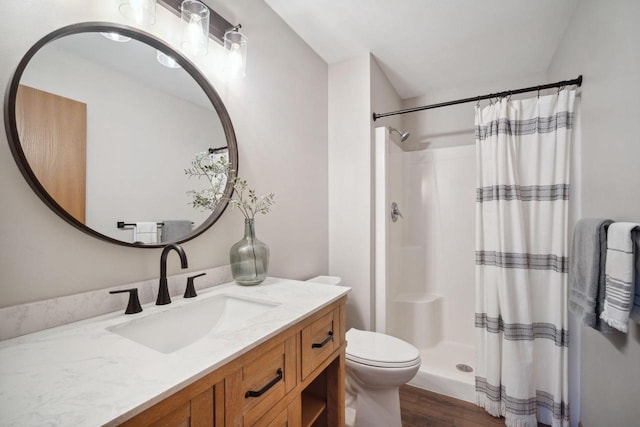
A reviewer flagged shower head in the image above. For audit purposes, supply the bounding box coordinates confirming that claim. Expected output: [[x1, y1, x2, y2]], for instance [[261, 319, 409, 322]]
[[389, 126, 410, 142]]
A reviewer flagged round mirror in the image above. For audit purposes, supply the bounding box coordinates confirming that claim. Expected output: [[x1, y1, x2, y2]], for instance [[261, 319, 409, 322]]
[[4, 22, 238, 248]]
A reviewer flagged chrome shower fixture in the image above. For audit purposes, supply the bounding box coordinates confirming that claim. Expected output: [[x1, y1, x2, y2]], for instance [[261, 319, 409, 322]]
[[389, 127, 410, 142]]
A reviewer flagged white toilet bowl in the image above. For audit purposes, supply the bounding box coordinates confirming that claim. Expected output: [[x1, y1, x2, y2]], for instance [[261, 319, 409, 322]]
[[305, 276, 421, 427], [345, 328, 421, 427]]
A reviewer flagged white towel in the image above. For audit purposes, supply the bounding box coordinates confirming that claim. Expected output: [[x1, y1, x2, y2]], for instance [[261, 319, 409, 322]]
[[133, 222, 158, 244], [600, 222, 639, 332]]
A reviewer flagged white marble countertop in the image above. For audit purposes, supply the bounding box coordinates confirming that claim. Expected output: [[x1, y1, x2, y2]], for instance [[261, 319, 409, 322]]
[[0, 278, 349, 426]]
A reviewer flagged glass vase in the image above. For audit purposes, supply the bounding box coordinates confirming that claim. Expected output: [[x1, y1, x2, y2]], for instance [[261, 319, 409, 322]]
[[230, 218, 269, 285]]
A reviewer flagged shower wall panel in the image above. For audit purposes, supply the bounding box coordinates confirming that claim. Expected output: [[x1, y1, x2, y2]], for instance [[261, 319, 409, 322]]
[[386, 144, 476, 348]]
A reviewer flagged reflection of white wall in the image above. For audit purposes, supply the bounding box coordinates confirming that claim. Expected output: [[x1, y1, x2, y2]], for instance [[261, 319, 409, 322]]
[[21, 44, 223, 241]]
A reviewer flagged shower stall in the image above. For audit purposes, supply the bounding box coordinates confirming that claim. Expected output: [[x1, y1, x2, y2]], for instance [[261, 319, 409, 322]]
[[374, 126, 477, 402]]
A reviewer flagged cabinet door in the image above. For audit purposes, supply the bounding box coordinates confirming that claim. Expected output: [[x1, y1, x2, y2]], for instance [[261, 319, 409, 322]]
[[253, 407, 287, 427], [120, 386, 217, 427], [253, 397, 301, 427], [190, 387, 215, 427]]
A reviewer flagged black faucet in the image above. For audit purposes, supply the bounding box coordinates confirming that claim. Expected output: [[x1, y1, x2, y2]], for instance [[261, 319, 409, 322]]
[[157, 243, 188, 305]]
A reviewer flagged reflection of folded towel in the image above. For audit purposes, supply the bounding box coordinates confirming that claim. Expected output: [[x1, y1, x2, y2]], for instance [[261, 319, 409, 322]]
[[161, 220, 192, 243], [568, 218, 614, 332], [133, 222, 158, 244], [600, 222, 639, 332], [630, 232, 640, 323]]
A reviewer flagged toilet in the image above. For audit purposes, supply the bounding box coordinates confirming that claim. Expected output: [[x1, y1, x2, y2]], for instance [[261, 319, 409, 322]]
[[307, 276, 421, 427]]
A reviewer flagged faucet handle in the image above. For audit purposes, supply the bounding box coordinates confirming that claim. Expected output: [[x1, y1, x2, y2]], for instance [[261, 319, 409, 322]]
[[109, 288, 143, 314], [184, 273, 206, 298]]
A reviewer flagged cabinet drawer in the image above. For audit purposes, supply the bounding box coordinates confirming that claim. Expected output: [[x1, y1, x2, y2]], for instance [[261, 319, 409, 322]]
[[301, 308, 341, 380], [240, 338, 296, 426]]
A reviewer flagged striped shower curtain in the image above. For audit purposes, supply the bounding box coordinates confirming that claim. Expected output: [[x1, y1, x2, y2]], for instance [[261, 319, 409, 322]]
[[474, 90, 574, 427]]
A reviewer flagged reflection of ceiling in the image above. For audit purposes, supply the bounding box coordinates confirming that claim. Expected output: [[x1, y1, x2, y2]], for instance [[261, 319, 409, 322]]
[[55, 32, 214, 110], [264, 0, 579, 99]]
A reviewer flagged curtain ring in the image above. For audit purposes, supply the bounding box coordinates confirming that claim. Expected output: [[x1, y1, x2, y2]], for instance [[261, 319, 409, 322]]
[[537, 88, 540, 99], [476, 97, 481, 108]]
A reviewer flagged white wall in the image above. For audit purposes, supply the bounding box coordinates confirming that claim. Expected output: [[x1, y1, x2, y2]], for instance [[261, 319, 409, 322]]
[[329, 54, 403, 331], [328, 55, 372, 330], [0, 0, 328, 307], [401, 72, 548, 150], [548, 1, 640, 426]]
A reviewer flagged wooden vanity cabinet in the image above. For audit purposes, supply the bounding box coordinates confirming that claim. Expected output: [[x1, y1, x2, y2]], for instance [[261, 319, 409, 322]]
[[120, 297, 346, 427]]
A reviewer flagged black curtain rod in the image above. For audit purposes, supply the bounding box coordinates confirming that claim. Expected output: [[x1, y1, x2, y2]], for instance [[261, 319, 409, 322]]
[[372, 75, 582, 121]]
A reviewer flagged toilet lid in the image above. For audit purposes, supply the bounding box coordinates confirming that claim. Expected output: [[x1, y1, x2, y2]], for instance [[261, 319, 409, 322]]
[[345, 328, 421, 368]]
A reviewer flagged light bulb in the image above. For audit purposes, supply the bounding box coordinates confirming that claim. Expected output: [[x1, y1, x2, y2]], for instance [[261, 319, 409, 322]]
[[228, 43, 243, 77], [131, 0, 144, 24], [120, 0, 156, 26], [180, 1, 209, 57], [223, 28, 247, 79], [185, 14, 205, 55]]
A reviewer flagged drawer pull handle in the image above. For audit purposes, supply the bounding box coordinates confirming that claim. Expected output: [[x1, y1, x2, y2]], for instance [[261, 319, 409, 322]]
[[245, 368, 283, 399], [311, 331, 334, 349]]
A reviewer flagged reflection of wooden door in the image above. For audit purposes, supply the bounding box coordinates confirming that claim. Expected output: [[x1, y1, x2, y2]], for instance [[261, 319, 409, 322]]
[[15, 85, 87, 223]]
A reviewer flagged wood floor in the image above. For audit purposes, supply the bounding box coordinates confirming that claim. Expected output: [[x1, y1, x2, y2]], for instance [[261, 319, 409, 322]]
[[399, 385, 548, 427]]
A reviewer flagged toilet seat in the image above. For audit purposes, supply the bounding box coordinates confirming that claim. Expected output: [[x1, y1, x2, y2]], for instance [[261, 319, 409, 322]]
[[346, 328, 421, 368]]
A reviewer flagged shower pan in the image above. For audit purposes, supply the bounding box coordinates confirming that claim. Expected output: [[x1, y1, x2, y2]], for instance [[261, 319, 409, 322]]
[[374, 126, 477, 402]]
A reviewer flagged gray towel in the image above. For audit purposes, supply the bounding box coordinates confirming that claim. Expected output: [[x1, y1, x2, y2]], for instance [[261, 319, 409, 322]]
[[160, 220, 192, 243], [568, 218, 615, 332]]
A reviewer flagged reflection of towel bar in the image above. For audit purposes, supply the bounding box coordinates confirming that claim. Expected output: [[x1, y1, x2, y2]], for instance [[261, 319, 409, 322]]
[[209, 146, 228, 154], [117, 221, 194, 229], [117, 221, 163, 229]]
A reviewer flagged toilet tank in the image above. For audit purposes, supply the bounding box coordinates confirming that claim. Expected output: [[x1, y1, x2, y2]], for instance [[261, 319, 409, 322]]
[[307, 276, 359, 330], [307, 276, 342, 286]]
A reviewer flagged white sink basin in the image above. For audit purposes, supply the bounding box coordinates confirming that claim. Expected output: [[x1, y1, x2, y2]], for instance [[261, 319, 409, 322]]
[[108, 294, 279, 354]]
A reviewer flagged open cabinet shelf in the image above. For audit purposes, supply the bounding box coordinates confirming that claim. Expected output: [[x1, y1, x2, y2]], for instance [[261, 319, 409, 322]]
[[301, 392, 327, 427]]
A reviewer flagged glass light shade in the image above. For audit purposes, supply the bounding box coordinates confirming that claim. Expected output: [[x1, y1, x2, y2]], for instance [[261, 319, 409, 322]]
[[223, 28, 248, 79], [156, 50, 182, 68], [180, 0, 210, 57], [119, 0, 156, 26], [100, 32, 132, 42]]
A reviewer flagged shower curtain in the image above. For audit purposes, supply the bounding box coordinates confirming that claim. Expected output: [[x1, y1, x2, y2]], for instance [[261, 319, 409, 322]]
[[474, 90, 574, 427]]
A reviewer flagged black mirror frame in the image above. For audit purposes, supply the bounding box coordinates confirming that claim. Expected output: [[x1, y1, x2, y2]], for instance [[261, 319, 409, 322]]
[[4, 22, 239, 248]]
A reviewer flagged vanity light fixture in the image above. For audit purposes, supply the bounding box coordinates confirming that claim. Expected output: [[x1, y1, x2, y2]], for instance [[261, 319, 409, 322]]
[[180, 0, 210, 57], [223, 26, 248, 79], [156, 50, 182, 68], [158, 0, 247, 78], [119, 0, 157, 26]]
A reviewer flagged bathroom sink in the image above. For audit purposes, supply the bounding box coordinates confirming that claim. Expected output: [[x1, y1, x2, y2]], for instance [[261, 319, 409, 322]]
[[108, 294, 279, 353]]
